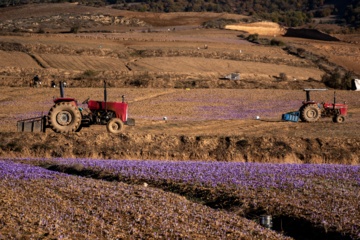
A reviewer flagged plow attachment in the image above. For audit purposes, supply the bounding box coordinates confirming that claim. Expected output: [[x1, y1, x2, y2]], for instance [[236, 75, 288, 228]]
[[17, 116, 47, 133]]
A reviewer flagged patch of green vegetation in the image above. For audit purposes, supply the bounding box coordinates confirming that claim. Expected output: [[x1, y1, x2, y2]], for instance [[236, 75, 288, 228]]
[[270, 39, 285, 46], [70, 25, 80, 34], [1, 141, 23, 152], [322, 69, 355, 90], [202, 18, 238, 29], [81, 70, 98, 78], [246, 33, 259, 43]]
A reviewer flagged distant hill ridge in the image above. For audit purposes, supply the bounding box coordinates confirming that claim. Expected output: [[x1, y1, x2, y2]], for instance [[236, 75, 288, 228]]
[[0, 0, 359, 28]]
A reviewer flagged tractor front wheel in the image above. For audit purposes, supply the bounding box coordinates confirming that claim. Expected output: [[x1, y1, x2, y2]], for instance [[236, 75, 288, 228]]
[[48, 102, 81, 133], [107, 118, 124, 134], [301, 104, 321, 122], [333, 115, 345, 123]]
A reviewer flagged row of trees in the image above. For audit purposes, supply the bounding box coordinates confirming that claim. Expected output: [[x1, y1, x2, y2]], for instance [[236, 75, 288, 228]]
[[343, 0, 360, 27], [0, 0, 359, 28]]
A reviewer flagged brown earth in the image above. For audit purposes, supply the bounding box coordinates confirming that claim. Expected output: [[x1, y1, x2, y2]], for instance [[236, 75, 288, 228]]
[[1, 87, 359, 164], [0, 3, 360, 164]]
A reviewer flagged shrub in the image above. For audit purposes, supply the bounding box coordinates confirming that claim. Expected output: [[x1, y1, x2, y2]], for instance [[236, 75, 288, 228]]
[[270, 39, 285, 46], [321, 70, 354, 90], [202, 18, 238, 29], [279, 73, 288, 81], [296, 48, 306, 57], [128, 73, 150, 87], [37, 27, 46, 34], [2, 141, 23, 152], [82, 70, 98, 78], [246, 33, 259, 43], [70, 25, 80, 34]]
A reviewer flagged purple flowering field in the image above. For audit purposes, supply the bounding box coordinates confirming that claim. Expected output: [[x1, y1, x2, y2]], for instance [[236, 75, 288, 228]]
[[131, 89, 304, 121], [0, 159, 290, 239], [128, 88, 360, 123], [1, 88, 360, 239], [1, 88, 360, 136], [4, 157, 360, 239]]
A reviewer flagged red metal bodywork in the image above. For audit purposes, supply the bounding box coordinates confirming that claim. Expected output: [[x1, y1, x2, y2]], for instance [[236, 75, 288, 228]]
[[53, 97, 78, 106], [302, 100, 348, 116], [87, 100, 128, 122], [322, 103, 348, 115]]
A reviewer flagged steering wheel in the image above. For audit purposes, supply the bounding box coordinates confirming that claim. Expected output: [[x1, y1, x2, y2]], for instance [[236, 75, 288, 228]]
[[82, 97, 90, 104]]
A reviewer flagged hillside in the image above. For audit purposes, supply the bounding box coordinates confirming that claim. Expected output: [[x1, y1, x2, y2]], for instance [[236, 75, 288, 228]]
[[1, 3, 359, 90], [0, 0, 359, 29], [0, 3, 359, 151], [1, 4, 360, 240]]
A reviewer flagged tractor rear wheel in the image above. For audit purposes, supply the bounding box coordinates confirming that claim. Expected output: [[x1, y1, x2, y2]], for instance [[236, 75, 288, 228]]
[[301, 104, 321, 122], [298, 105, 306, 122], [48, 102, 81, 133], [333, 115, 345, 123], [107, 118, 124, 134]]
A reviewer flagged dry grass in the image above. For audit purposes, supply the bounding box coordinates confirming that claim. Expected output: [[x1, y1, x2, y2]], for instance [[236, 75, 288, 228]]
[[225, 21, 285, 36]]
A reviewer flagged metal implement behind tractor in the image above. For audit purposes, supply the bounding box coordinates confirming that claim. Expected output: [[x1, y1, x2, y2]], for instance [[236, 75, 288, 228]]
[[17, 116, 47, 133], [299, 89, 348, 123], [17, 81, 135, 133]]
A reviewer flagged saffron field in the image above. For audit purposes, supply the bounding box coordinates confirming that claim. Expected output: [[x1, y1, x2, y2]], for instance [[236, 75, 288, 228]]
[[2, 157, 359, 239], [0, 159, 290, 239]]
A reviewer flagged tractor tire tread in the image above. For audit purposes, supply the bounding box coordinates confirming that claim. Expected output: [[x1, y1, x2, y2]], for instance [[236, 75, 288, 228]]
[[48, 102, 81, 133], [300, 104, 321, 123]]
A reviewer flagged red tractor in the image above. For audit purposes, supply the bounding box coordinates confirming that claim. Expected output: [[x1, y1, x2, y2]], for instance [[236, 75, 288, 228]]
[[299, 89, 348, 123], [47, 81, 135, 133]]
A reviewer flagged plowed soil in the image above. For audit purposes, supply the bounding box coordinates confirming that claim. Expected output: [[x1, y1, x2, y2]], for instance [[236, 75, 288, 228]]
[[1, 87, 359, 164], [0, 3, 360, 164]]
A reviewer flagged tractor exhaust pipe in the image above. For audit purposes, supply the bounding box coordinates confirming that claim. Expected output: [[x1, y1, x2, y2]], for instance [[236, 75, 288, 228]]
[[60, 81, 65, 98], [306, 90, 310, 102], [104, 81, 107, 112]]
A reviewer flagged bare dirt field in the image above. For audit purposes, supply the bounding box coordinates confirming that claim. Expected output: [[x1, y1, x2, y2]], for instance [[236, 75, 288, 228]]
[[1, 87, 359, 164], [0, 3, 360, 164], [1, 4, 360, 240], [2, 3, 359, 88], [0, 3, 359, 163]]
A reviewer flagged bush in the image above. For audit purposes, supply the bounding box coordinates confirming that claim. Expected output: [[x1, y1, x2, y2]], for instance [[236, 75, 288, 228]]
[[70, 25, 80, 34], [82, 70, 98, 78], [246, 33, 259, 43], [129, 79, 148, 87], [279, 73, 288, 81], [37, 27, 46, 34], [202, 18, 238, 29], [296, 48, 306, 56], [270, 39, 285, 46], [3, 141, 23, 152], [321, 70, 354, 89], [128, 73, 150, 87]]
